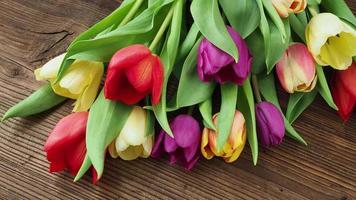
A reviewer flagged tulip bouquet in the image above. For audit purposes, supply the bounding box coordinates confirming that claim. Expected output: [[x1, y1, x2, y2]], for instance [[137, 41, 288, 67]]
[[2, 0, 356, 184]]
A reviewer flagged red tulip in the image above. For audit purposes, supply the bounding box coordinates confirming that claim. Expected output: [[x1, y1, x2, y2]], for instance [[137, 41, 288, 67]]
[[104, 45, 164, 105], [44, 112, 98, 183], [332, 62, 356, 122]]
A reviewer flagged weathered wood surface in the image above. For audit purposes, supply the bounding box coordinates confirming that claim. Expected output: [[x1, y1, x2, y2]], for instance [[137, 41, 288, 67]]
[[0, 1, 356, 199]]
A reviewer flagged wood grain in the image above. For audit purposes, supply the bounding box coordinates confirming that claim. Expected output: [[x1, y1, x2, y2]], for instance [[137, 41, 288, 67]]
[[0, 1, 356, 199]]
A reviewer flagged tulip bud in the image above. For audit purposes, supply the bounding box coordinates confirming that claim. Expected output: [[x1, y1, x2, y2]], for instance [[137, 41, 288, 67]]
[[151, 115, 201, 170], [35, 53, 104, 112], [276, 43, 317, 93], [271, 0, 307, 18], [44, 112, 98, 183], [104, 45, 164, 105], [108, 106, 153, 160], [331, 62, 356, 122], [255, 102, 285, 147], [201, 110, 246, 163], [306, 13, 356, 70], [198, 26, 252, 85]]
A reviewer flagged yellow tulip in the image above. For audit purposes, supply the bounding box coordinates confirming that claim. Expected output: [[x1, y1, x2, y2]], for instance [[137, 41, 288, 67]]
[[306, 13, 356, 70], [108, 106, 153, 160], [201, 110, 247, 163], [271, 0, 307, 18], [35, 53, 104, 112]]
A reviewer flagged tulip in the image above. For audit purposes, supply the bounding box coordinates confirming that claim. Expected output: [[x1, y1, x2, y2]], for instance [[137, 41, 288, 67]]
[[104, 45, 164, 105], [276, 43, 317, 93], [331, 62, 356, 122], [35, 53, 104, 112], [151, 115, 201, 170], [44, 112, 98, 183], [255, 102, 285, 147], [108, 106, 153, 160], [201, 110, 246, 163], [306, 13, 356, 70], [271, 0, 307, 18], [197, 26, 252, 85]]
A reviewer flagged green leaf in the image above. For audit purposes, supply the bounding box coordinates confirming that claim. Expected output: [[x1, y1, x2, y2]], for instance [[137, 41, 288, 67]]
[[262, 0, 287, 41], [256, 0, 271, 68], [199, 98, 216, 131], [169, 38, 216, 110], [246, 29, 266, 74], [153, 0, 184, 137], [57, 0, 174, 81], [217, 83, 238, 151], [219, 0, 260, 38], [316, 66, 338, 110], [308, 0, 321, 5], [173, 23, 200, 78], [265, 19, 291, 73], [321, 0, 356, 27], [74, 154, 92, 182], [86, 91, 132, 177], [237, 78, 258, 165], [286, 90, 318, 124], [258, 73, 307, 145], [289, 14, 306, 42], [69, 0, 136, 48], [191, 0, 239, 61], [2, 84, 66, 121]]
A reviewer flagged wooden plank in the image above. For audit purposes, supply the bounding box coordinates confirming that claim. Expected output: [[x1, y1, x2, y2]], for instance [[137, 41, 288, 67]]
[[0, 0, 355, 199]]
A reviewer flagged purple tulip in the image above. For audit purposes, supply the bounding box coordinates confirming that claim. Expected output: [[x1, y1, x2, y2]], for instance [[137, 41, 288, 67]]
[[255, 102, 285, 147], [151, 115, 201, 170], [197, 26, 252, 85]]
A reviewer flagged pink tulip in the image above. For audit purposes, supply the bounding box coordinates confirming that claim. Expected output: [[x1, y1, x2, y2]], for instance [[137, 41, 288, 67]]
[[276, 43, 317, 93]]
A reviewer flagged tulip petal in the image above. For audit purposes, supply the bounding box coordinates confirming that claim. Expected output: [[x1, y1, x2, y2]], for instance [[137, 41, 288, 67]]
[[104, 68, 149, 104], [141, 136, 153, 158], [117, 145, 143, 161], [125, 56, 154, 93], [108, 44, 151, 71], [151, 55, 164, 105], [332, 74, 355, 122], [108, 141, 119, 159], [151, 130, 165, 158], [183, 142, 199, 163], [200, 128, 214, 160], [35, 53, 65, 81], [66, 138, 86, 176], [338, 62, 356, 99], [170, 115, 201, 148], [164, 133, 178, 153], [119, 106, 147, 146]]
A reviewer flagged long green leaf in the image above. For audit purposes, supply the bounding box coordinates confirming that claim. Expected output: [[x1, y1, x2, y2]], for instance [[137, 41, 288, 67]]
[[57, 0, 174, 81], [199, 98, 216, 131], [321, 0, 356, 27], [170, 38, 216, 110], [153, 0, 184, 137], [237, 78, 258, 165], [286, 90, 318, 123], [74, 155, 92, 182], [246, 29, 266, 74], [86, 91, 132, 177], [2, 84, 66, 121], [316, 66, 338, 110], [217, 83, 238, 151], [266, 19, 290, 73], [262, 0, 287, 41], [191, 0, 239, 61], [219, 0, 260, 38], [258, 74, 307, 145], [256, 0, 271, 69]]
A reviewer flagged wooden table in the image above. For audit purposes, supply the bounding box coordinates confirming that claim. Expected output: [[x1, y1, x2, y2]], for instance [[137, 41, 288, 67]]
[[1, 1, 356, 199]]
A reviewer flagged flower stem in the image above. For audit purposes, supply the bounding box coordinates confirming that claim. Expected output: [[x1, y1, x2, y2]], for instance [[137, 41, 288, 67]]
[[119, 0, 145, 26], [252, 75, 262, 103], [149, 7, 174, 52]]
